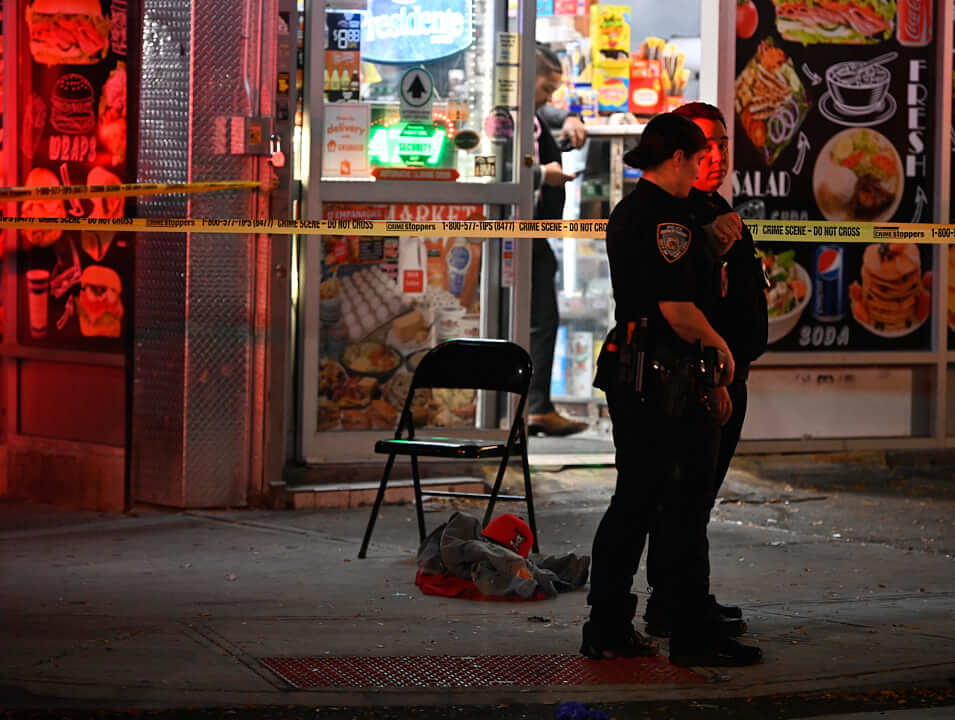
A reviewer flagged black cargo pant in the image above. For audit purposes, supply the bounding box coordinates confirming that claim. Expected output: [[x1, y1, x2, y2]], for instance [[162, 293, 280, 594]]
[[529, 238, 560, 415], [645, 377, 748, 620], [587, 383, 720, 644]]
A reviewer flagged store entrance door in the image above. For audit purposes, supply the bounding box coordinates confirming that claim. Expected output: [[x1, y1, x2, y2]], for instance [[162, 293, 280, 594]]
[[296, 0, 539, 464]]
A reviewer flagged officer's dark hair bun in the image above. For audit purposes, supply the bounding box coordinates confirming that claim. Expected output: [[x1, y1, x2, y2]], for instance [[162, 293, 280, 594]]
[[623, 113, 707, 170]]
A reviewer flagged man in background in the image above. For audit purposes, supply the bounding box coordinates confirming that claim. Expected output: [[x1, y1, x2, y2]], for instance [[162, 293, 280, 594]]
[[528, 43, 589, 437]]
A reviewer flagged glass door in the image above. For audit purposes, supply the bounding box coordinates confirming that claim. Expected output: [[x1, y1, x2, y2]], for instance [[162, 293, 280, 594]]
[[298, 0, 536, 462]]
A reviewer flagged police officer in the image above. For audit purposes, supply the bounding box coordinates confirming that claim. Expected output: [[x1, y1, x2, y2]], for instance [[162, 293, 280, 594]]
[[580, 113, 761, 666], [643, 103, 769, 639]]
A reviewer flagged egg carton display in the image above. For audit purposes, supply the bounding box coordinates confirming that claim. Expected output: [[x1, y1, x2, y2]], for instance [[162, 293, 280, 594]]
[[340, 267, 413, 342]]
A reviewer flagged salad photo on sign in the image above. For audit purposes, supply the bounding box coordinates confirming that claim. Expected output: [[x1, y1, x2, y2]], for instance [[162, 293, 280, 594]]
[[761, 248, 811, 343], [735, 38, 809, 165]]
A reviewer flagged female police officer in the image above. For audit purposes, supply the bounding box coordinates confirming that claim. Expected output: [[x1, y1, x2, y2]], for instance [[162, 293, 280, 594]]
[[580, 113, 762, 666]]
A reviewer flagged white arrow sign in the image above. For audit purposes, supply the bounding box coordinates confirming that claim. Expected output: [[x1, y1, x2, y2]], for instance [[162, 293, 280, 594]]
[[400, 67, 434, 123], [801, 63, 822, 86], [792, 132, 810, 175], [912, 186, 927, 222]]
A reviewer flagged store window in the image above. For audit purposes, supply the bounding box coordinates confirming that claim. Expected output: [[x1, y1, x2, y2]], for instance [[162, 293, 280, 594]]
[[319, 0, 512, 183]]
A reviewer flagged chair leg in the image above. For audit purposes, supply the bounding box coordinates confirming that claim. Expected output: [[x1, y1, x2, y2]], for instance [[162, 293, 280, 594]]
[[519, 427, 539, 554], [410, 456, 427, 543], [482, 449, 512, 528], [358, 454, 396, 559]]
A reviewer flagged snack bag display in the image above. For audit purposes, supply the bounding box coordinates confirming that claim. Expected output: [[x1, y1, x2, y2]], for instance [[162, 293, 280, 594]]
[[735, 38, 809, 165], [590, 6, 631, 69], [594, 66, 629, 114]]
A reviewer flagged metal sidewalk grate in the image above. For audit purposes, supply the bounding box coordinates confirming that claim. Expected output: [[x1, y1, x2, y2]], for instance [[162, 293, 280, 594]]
[[260, 654, 704, 689]]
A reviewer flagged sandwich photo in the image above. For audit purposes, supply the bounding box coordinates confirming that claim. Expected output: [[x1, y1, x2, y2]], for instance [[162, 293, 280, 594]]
[[20, 167, 66, 248], [26, 0, 110, 66], [81, 166, 123, 261], [77, 264, 123, 337], [772, 0, 896, 45], [98, 62, 127, 164]]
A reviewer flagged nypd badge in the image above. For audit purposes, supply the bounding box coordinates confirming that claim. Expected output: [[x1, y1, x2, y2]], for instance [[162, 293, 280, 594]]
[[657, 223, 691, 263]]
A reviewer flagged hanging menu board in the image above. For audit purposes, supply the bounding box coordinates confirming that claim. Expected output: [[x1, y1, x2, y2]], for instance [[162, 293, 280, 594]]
[[16, 0, 132, 351], [734, 0, 936, 351]]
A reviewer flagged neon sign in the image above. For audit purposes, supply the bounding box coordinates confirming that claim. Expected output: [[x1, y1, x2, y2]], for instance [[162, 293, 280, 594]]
[[368, 123, 449, 167], [362, 0, 473, 64]]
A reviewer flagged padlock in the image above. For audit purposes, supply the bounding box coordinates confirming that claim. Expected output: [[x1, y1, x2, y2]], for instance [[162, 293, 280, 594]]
[[269, 134, 286, 168]]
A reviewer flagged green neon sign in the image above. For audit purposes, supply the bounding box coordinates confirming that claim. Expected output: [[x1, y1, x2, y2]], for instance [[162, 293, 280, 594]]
[[368, 122, 448, 167]]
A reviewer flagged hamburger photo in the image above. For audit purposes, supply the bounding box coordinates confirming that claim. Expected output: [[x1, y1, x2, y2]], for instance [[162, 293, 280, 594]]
[[98, 62, 126, 164], [77, 264, 123, 337], [51, 73, 96, 135], [81, 166, 123, 261], [20, 167, 66, 248], [26, 0, 110, 66]]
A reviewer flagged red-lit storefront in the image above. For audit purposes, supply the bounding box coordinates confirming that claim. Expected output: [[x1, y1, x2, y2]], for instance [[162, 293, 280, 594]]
[[2, 0, 955, 512]]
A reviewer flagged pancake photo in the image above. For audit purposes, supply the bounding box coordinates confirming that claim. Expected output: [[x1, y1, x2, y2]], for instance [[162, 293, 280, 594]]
[[850, 243, 930, 338]]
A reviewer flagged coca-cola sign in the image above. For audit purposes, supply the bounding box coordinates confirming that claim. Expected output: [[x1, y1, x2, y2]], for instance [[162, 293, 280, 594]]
[[898, 0, 933, 47]]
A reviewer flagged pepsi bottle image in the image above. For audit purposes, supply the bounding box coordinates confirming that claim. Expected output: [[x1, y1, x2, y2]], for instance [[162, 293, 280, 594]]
[[813, 245, 846, 321]]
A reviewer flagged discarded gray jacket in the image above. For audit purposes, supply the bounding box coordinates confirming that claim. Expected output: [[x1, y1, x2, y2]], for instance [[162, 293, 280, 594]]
[[416, 511, 590, 599]]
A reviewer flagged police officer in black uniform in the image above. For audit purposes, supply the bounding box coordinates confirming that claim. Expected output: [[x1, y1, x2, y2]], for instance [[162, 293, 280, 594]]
[[580, 113, 762, 666], [643, 103, 769, 639]]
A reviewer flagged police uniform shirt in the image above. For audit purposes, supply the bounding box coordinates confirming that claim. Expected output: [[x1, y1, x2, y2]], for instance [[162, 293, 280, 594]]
[[606, 178, 720, 349], [688, 188, 768, 371]]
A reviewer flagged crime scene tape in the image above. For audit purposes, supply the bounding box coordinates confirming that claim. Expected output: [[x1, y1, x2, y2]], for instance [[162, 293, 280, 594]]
[[0, 217, 952, 243], [0, 180, 265, 203], [0, 217, 608, 238]]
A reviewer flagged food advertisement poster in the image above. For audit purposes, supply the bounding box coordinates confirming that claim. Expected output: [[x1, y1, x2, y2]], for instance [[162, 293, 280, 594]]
[[318, 203, 485, 433], [734, 0, 936, 350], [325, 11, 360, 103], [322, 103, 370, 178], [17, 0, 132, 351]]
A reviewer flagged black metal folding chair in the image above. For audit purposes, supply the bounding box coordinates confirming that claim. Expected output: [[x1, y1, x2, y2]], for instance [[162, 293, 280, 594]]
[[358, 338, 537, 558]]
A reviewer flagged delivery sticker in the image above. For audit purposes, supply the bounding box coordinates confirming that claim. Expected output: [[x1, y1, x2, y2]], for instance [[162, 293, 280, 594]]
[[657, 223, 691, 263]]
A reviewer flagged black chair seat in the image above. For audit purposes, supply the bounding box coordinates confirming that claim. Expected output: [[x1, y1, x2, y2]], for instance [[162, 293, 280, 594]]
[[358, 338, 536, 559], [374, 437, 507, 459]]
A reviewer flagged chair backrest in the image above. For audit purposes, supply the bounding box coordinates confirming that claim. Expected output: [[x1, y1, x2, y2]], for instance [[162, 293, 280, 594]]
[[411, 339, 532, 396]]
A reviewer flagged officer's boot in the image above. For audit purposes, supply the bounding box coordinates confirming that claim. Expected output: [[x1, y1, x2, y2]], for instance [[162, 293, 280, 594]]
[[580, 594, 657, 660], [669, 598, 762, 667]]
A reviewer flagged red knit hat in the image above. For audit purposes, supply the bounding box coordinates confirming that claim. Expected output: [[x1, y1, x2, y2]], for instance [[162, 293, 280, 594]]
[[482, 513, 533, 558]]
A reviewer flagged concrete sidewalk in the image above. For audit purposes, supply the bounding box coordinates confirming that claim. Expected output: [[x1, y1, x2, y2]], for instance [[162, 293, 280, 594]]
[[1, 453, 954, 715]]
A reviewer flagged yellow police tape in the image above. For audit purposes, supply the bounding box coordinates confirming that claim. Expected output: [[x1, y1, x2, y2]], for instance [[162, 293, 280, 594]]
[[0, 216, 952, 243], [0, 180, 265, 203]]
